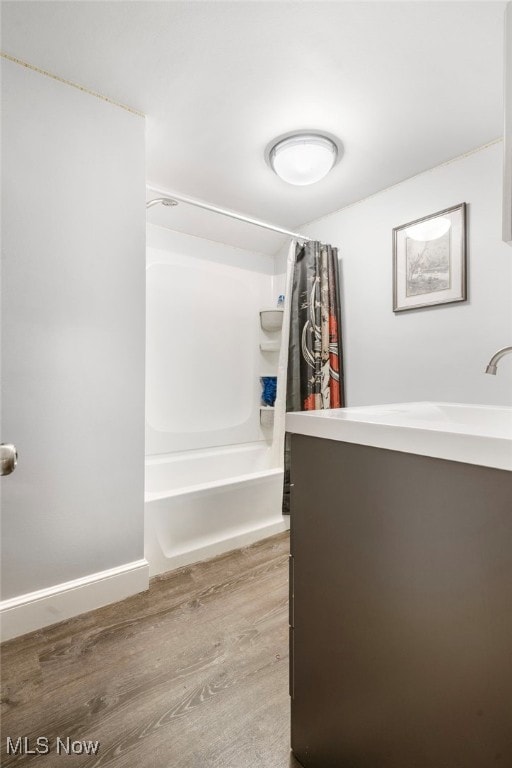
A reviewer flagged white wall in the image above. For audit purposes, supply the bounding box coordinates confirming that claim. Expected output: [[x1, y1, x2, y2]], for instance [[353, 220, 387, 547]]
[[146, 224, 278, 456], [298, 142, 512, 407], [1, 61, 146, 611]]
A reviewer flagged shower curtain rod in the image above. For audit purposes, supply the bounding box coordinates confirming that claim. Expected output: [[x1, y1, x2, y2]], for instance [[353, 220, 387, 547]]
[[146, 183, 313, 242]]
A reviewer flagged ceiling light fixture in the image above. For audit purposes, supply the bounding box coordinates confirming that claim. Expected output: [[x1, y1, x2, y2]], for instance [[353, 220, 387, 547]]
[[268, 133, 338, 186]]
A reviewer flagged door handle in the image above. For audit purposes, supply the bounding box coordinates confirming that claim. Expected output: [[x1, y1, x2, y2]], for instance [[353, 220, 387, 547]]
[[0, 444, 18, 476]]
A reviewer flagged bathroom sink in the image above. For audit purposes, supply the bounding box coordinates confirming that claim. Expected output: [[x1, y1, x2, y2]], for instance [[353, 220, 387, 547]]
[[285, 402, 512, 470]]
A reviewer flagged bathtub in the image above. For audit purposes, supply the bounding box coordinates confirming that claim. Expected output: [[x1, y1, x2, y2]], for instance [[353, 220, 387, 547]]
[[144, 442, 287, 576]]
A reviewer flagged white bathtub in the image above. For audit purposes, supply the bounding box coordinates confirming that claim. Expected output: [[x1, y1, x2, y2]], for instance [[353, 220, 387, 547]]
[[144, 442, 287, 576]]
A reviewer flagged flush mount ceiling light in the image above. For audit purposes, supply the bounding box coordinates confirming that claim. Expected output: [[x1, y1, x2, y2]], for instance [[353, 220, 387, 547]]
[[268, 133, 338, 186]]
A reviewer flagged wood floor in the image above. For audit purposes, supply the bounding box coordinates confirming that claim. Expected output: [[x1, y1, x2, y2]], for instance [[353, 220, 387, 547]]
[[1, 532, 302, 768]]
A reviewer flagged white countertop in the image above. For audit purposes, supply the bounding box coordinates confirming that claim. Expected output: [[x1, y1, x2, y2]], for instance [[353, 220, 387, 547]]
[[285, 402, 512, 471]]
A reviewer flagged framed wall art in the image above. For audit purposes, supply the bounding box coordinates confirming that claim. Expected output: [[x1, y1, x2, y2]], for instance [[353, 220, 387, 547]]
[[393, 202, 467, 312]]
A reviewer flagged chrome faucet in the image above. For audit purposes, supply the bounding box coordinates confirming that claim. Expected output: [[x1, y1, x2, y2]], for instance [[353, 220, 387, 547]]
[[485, 346, 512, 375]]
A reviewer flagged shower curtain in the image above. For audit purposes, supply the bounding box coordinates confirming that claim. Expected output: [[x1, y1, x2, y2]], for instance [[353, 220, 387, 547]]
[[276, 240, 344, 513]]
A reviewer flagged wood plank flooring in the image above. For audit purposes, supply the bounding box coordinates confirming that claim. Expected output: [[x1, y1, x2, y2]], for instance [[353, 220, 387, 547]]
[[1, 532, 302, 768]]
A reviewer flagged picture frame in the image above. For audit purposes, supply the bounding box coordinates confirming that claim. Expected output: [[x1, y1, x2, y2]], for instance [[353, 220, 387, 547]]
[[393, 202, 467, 312]]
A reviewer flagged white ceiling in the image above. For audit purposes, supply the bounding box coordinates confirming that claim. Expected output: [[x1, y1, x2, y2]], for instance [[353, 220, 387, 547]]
[[1, 1, 507, 254]]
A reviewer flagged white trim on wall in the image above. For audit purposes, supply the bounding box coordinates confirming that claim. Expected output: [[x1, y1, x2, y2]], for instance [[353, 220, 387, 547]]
[[0, 52, 145, 116], [0, 559, 149, 642]]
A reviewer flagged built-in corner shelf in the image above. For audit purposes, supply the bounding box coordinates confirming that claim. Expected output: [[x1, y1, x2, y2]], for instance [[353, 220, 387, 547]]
[[260, 309, 284, 332], [260, 406, 275, 428], [259, 308, 282, 411], [259, 308, 283, 356], [259, 340, 280, 353]]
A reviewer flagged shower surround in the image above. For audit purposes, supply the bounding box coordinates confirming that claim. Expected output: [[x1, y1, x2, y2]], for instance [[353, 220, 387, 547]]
[[144, 224, 287, 574]]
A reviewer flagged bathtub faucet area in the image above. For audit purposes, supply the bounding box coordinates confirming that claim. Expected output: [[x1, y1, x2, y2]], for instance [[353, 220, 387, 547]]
[[485, 345, 512, 375]]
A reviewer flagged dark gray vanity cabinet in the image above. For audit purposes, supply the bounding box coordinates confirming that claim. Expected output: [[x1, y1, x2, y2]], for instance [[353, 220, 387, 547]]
[[289, 434, 512, 768]]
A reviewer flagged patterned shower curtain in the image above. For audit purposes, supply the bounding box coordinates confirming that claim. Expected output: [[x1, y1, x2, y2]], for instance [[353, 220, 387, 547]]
[[283, 240, 344, 513]]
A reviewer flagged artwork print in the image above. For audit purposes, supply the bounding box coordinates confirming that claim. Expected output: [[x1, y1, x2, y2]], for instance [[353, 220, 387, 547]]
[[393, 203, 466, 312], [405, 228, 451, 297]]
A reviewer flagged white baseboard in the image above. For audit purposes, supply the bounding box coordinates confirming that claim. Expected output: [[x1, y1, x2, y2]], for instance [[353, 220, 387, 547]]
[[0, 559, 149, 642]]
